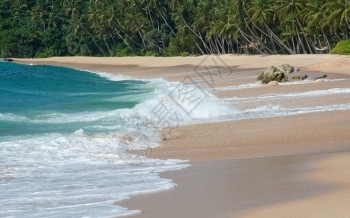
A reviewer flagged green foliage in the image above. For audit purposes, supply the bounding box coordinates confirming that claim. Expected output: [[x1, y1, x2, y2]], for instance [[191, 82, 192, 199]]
[[65, 34, 80, 56], [0, 0, 349, 57], [181, 51, 190, 57], [163, 47, 180, 56], [79, 46, 90, 56], [1, 49, 9, 58], [116, 48, 134, 57], [137, 49, 145, 56], [0, 29, 16, 57], [35, 48, 55, 58], [145, 51, 154, 56], [332, 40, 350, 55], [163, 38, 180, 56]]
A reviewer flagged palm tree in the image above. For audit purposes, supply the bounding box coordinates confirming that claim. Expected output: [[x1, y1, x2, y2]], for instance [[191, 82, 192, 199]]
[[146, 0, 176, 35], [63, 0, 82, 19], [324, 0, 350, 39], [277, 0, 315, 53], [30, 4, 46, 30], [248, 0, 295, 53], [302, 0, 331, 52]]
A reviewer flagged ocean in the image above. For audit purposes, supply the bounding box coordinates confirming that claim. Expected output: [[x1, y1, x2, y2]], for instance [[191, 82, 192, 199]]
[[0, 62, 232, 217]]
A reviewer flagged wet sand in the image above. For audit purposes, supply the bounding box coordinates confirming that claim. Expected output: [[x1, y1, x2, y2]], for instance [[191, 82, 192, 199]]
[[119, 152, 344, 218], [15, 55, 350, 217]]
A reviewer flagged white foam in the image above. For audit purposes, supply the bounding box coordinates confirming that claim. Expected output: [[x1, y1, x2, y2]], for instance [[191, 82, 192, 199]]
[[238, 103, 350, 119], [0, 113, 29, 122], [225, 88, 350, 102], [214, 79, 349, 92], [0, 131, 189, 217], [94, 72, 236, 122], [280, 78, 348, 85], [214, 82, 262, 91], [79, 70, 134, 82]]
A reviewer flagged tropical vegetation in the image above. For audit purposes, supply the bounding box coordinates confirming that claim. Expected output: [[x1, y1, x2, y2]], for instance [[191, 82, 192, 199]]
[[0, 0, 350, 57], [332, 40, 350, 54]]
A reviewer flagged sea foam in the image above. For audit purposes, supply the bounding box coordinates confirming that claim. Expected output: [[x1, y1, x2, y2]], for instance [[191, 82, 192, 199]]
[[225, 88, 350, 102], [0, 68, 235, 217]]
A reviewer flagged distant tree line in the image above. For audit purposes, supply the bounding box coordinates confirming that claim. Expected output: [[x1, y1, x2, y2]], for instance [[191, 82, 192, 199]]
[[0, 0, 349, 58]]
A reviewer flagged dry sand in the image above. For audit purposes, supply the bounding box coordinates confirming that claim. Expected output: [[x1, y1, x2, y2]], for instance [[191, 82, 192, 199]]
[[14, 54, 350, 79], [15, 55, 350, 217]]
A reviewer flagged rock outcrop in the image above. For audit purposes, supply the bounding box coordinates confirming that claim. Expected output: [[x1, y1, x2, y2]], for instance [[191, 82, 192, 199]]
[[257, 64, 295, 84], [276, 64, 294, 75]]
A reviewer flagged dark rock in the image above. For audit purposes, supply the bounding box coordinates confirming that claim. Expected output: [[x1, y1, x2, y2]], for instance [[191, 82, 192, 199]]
[[292, 75, 308, 81], [314, 74, 327, 81], [4, 58, 14, 62]]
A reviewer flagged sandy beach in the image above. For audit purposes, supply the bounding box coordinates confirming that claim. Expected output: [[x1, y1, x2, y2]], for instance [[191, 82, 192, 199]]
[[15, 54, 350, 217]]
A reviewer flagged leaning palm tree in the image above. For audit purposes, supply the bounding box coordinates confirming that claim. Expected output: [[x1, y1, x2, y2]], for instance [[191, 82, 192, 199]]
[[302, 0, 331, 53], [277, 0, 314, 53], [248, 0, 294, 54], [324, 0, 350, 39]]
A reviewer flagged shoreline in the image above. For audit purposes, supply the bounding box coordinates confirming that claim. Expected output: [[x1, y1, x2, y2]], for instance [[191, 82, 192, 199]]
[[13, 54, 350, 78], [14, 55, 350, 217], [118, 151, 347, 218]]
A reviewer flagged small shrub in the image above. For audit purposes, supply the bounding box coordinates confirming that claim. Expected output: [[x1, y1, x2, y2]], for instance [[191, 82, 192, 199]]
[[137, 49, 145, 56], [163, 39, 180, 56], [181, 51, 190, 57], [35, 48, 55, 58], [79, 46, 89, 56], [116, 47, 132, 57], [145, 51, 154, 56], [163, 47, 180, 56], [332, 40, 350, 55]]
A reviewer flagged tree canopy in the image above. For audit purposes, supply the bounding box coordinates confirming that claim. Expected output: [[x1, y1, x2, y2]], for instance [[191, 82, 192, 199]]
[[0, 0, 349, 58]]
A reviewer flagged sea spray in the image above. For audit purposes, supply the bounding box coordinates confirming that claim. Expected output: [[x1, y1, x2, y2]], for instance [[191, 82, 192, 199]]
[[0, 62, 235, 217]]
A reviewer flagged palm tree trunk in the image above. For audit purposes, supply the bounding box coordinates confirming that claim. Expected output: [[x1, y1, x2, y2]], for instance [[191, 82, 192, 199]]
[[294, 14, 313, 54], [243, 20, 273, 54], [103, 36, 111, 55], [296, 29, 306, 54], [264, 24, 295, 54], [82, 25, 106, 55], [178, 13, 210, 53], [321, 28, 331, 53], [157, 10, 176, 35]]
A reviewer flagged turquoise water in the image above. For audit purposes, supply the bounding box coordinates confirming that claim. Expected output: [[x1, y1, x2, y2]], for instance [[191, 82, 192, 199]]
[[0, 63, 155, 137], [0, 62, 235, 217], [0, 62, 191, 217]]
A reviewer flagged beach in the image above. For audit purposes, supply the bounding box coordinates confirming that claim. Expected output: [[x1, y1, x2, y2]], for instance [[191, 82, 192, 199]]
[[15, 54, 350, 217]]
